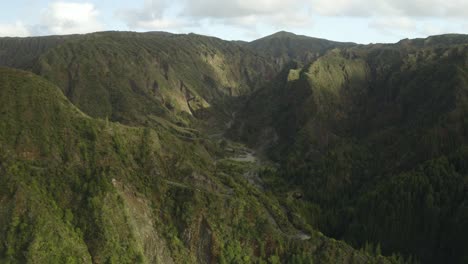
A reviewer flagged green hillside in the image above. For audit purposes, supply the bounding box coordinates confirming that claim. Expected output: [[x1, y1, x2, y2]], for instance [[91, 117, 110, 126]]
[[32, 32, 275, 127], [247, 31, 355, 67], [0, 35, 73, 69], [1, 30, 467, 264], [1, 31, 277, 133], [0, 66, 398, 263], [231, 36, 468, 263]]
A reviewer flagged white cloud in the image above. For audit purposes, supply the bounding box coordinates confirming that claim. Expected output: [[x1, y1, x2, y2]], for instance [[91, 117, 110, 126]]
[[132, 18, 187, 30], [0, 21, 30, 37], [308, 0, 468, 18], [182, 0, 312, 39], [117, 0, 313, 39], [117, 0, 177, 30], [0, 0, 455, 42], [113, 0, 467, 42], [184, 0, 302, 18], [41, 1, 103, 35], [310, 0, 374, 17], [220, 12, 312, 30], [270, 13, 313, 28], [370, 16, 417, 32], [117, 0, 468, 22], [366, 16, 418, 40], [304, 0, 467, 42]]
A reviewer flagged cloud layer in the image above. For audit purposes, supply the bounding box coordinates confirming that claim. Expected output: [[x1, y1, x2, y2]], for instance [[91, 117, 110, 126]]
[[0, 1, 103, 37], [117, 0, 466, 41], [0, 22, 30, 37], [41, 2, 103, 35], [0, 0, 466, 42], [311, 0, 468, 17]]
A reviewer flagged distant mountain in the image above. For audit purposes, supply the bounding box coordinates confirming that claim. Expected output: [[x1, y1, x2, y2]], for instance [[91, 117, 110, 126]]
[[247, 31, 356, 66], [1, 32, 277, 130], [396, 33, 468, 47]]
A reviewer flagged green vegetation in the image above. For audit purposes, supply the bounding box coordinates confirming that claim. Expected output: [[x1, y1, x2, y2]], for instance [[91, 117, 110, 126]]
[[31, 32, 276, 128], [233, 35, 468, 263], [0, 66, 391, 263], [0, 31, 467, 263], [248, 31, 355, 67], [0, 35, 71, 69]]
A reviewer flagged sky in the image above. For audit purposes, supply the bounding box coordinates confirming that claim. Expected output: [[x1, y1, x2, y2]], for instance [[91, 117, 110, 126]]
[[0, 0, 467, 44]]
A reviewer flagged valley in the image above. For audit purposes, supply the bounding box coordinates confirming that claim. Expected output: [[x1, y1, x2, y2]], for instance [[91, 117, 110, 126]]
[[0, 30, 467, 263]]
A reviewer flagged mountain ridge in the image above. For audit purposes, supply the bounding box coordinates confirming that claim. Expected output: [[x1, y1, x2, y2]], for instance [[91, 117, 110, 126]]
[[1, 30, 468, 263]]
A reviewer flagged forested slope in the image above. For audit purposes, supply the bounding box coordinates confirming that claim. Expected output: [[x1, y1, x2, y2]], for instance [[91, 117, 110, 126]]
[[2, 30, 467, 263], [0, 58, 393, 263], [231, 34, 468, 263]]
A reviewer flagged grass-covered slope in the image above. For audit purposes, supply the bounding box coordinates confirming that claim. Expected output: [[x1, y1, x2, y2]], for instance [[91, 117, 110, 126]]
[[0, 67, 398, 263], [231, 36, 468, 263]]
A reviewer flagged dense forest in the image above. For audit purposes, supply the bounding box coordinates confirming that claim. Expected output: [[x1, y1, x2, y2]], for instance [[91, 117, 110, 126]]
[[0, 31, 467, 263]]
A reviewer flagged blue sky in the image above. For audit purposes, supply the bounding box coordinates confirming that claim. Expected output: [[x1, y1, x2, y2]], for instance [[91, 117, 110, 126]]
[[1, 0, 467, 43]]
